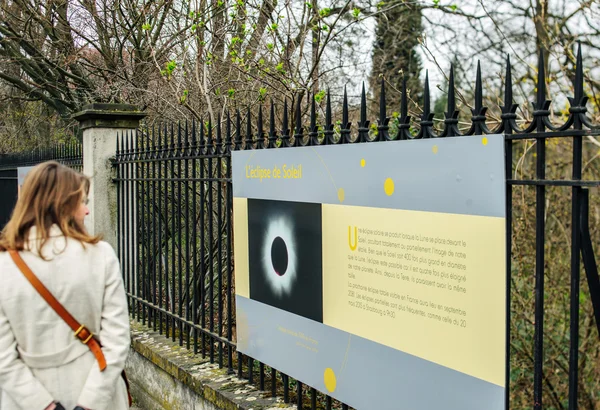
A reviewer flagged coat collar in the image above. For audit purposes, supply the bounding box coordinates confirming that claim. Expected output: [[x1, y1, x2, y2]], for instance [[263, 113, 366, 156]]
[[27, 224, 64, 241], [25, 225, 67, 257]]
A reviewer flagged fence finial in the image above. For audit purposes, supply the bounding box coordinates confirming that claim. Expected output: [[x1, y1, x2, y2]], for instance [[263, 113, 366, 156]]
[[191, 118, 198, 154], [226, 111, 233, 152], [246, 106, 253, 149], [499, 55, 518, 134], [309, 93, 319, 146], [282, 99, 290, 147], [235, 110, 243, 150], [444, 64, 459, 137], [419, 70, 434, 139], [535, 50, 547, 111], [530, 49, 552, 133], [199, 116, 206, 155], [379, 78, 386, 125], [268, 100, 277, 148], [378, 78, 389, 141], [574, 42, 585, 106], [257, 104, 264, 149], [398, 77, 411, 140], [474, 60, 483, 114], [177, 121, 183, 156], [325, 89, 334, 145], [216, 113, 223, 153], [207, 115, 214, 154], [569, 42, 592, 129], [447, 64, 456, 116], [358, 82, 370, 143], [470, 61, 489, 135], [294, 93, 303, 146], [503, 55, 514, 114], [341, 85, 351, 144]]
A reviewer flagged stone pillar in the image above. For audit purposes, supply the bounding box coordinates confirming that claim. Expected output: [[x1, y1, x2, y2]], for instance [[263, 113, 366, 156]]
[[72, 103, 146, 251]]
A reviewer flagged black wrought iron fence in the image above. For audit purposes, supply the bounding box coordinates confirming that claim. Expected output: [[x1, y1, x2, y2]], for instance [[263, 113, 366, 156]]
[[114, 45, 600, 410], [0, 143, 83, 227]]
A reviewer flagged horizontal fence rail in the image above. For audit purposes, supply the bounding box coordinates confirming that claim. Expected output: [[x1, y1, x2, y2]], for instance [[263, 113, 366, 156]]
[[115, 45, 600, 410]]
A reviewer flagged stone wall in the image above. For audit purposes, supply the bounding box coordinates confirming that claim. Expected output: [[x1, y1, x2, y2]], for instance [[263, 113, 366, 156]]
[[126, 320, 296, 410]]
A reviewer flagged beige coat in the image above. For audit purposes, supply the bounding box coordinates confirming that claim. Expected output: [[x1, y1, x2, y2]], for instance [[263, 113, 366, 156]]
[[0, 225, 130, 410]]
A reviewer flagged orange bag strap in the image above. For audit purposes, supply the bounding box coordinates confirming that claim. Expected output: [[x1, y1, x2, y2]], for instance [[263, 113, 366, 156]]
[[8, 250, 107, 371]]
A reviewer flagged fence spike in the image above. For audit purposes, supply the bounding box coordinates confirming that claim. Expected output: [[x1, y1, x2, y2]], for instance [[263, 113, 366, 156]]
[[185, 120, 190, 154], [358, 82, 370, 142], [567, 42, 592, 129], [325, 89, 334, 145], [574, 42, 585, 106], [190, 118, 196, 155], [246, 106, 253, 149], [325, 89, 332, 129], [444, 64, 459, 137], [124, 131, 129, 156], [535, 50, 547, 111], [447, 65, 456, 116], [125, 129, 131, 161], [497, 55, 519, 135], [419, 70, 435, 138], [216, 113, 222, 153], [151, 123, 157, 159], [503, 55, 514, 113], [469, 61, 490, 135], [379, 78, 386, 127], [400, 77, 408, 123], [226, 111, 233, 152], [474, 61, 483, 114], [310, 93, 317, 131], [159, 122, 166, 159], [208, 115, 214, 154], [178, 121, 183, 157], [309, 94, 319, 146], [268, 99, 277, 148], [528, 49, 552, 133], [158, 125, 163, 159], [294, 92, 303, 146], [235, 110, 242, 150], [170, 122, 176, 159], [341, 85, 350, 144], [282, 99, 290, 147], [199, 116, 206, 154], [423, 70, 431, 117], [378, 78, 389, 141], [257, 104, 264, 149]]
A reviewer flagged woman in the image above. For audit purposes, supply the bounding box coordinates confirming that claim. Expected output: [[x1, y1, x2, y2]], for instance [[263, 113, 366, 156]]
[[0, 161, 130, 410]]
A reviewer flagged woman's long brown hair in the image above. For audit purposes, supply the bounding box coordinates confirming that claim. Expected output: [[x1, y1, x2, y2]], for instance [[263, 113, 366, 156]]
[[0, 161, 101, 257]]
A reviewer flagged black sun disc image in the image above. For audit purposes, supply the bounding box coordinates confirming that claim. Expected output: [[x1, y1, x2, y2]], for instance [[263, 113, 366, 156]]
[[271, 236, 289, 276], [247, 198, 323, 323]]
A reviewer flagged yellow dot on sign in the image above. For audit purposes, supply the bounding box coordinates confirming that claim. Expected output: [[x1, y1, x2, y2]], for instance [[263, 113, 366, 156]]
[[432, 145, 439, 154], [324, 368, 337, 393], [360, 158, 366, 167], [338, 188, 345, 203], [482, 137, 488, 146], [384, 178, 395, 196]]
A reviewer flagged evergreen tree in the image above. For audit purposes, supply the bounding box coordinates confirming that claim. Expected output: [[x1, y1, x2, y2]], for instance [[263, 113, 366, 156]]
[[369, 1, 423, 113]]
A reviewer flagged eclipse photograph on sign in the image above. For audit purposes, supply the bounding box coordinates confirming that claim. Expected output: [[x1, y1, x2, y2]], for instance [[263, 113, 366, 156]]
[[247, 198, 323, 323]]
